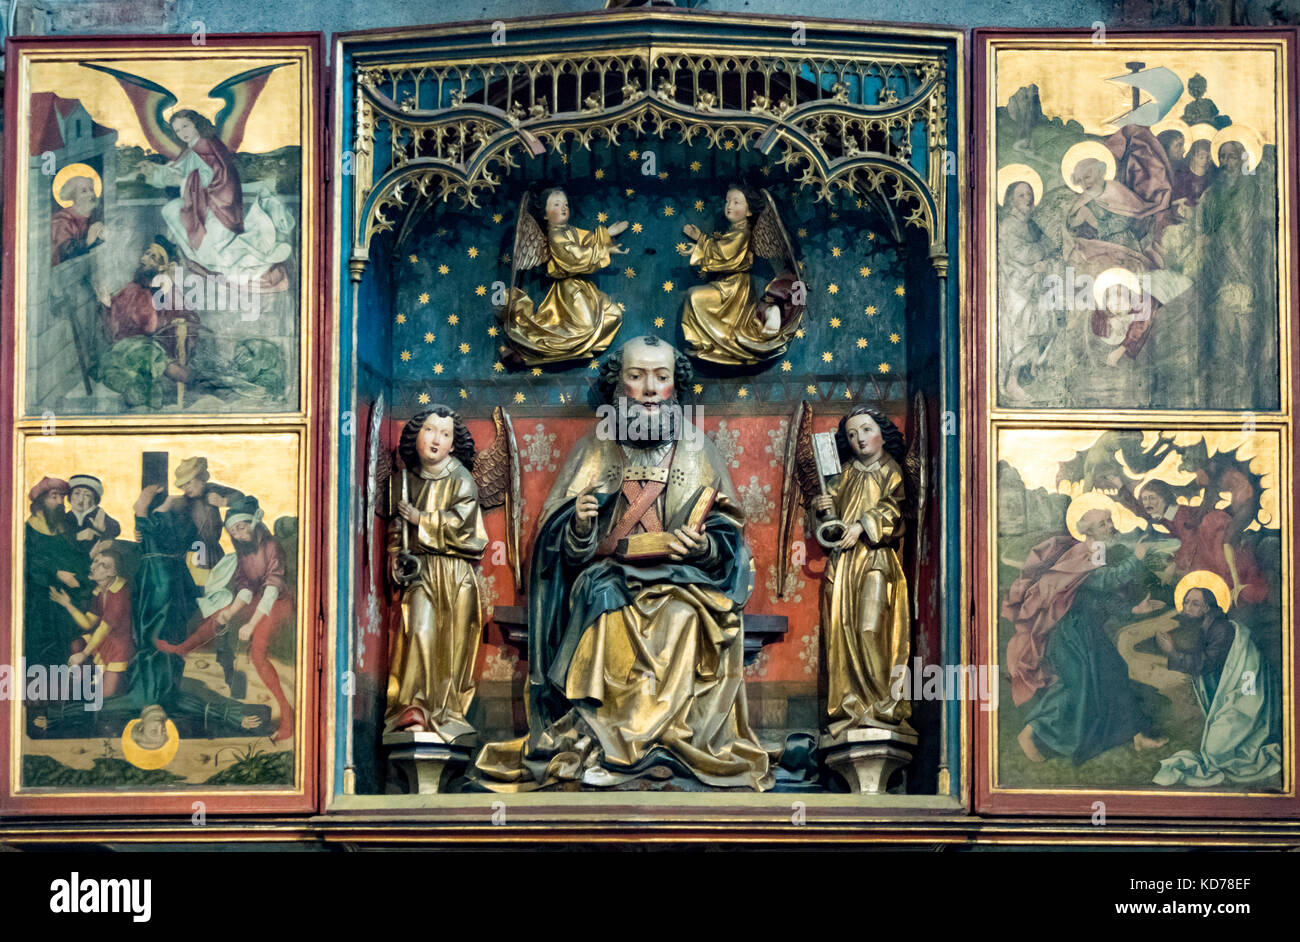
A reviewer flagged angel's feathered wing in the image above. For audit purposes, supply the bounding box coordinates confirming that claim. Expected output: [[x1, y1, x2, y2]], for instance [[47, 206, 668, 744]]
[[208, 63, 291, 153], [776, 400, 820, 600], [505, 194, 550, 309], [752, 188, 801, 274], [81, 63, 182, 159], [472, 407, 523, 588], [903, 392, 928, 619], [363, 393, 388, 573]]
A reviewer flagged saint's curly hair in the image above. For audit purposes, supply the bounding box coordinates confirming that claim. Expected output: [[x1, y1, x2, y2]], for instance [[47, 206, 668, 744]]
[[596, 336, 694, 405], [834, 406, 906, 466], [398, 405, 476, 472]]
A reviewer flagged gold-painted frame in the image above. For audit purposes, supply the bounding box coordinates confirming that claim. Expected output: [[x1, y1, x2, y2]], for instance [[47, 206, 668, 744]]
[[9, 40, 320, 424], [972, 29, 1300, 819], [979, 33, 1294, 422], [326, 10, 971, 825], [0, 33, 325, 817]]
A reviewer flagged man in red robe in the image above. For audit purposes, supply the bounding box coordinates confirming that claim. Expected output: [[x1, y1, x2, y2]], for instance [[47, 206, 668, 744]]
[[154, 496, 295, 741], [53, 548, 135, 698], [50, 176, 104, 265], [1138, 480, 1267, 605], [94, 236, 198, 382]]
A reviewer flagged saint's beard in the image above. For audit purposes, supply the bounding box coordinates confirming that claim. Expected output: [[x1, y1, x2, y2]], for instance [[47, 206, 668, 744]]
[[615, 395, 680, 448], [231, 532, 260, 555], [1174, 610, 1212, 631], [43, 505, 68, 531]]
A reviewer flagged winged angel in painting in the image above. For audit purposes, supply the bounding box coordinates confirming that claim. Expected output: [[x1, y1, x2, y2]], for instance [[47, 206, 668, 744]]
[[25, 60, 301, 414], [678, 184, 804, 367], [497, 188, 627, 367], [375, 406, 521, 742], [995, 61, 1277, 410], [84, 63, 295, 286]]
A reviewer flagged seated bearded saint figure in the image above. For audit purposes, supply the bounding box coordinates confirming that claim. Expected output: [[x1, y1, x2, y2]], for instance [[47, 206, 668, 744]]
[[475, 335, 773, 790]]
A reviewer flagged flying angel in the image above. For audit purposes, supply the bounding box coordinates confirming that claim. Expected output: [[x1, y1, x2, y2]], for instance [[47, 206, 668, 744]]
[[497, 187, 627, 366], [678, 184, 805, 366], [82, 62, 295, 284]]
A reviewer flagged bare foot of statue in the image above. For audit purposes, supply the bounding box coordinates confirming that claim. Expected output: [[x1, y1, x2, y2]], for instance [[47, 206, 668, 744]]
[[759, 304, 781, 338], [581, 766, 622, 787], [1018, 724, 1045, 762], [1133, 732, 1168, 752]]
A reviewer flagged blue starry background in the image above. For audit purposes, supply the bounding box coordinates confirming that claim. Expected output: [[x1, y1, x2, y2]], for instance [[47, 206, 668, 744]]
[[386, 136, 935, 415]]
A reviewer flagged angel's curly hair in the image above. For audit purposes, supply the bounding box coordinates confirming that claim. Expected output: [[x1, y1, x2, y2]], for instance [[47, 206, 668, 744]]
[[835, 406, 906, 466], [169, 108, 219, 141], [596, 335, 694, 405], [724, 181, 766, 218], [535, 187, 569, 227], [398, 405, 476, 472]]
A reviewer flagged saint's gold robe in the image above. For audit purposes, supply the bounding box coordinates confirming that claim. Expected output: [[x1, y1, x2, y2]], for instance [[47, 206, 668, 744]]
[[817, 455, 914, 739], [503, 224, 623, 365], [680, 219, 791, 365], [386, 458, 488, 740], [475, 430, 773, 791]]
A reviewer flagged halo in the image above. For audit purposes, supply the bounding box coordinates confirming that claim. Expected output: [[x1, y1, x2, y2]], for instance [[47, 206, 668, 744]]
[[1060, 141, 1117, 193], [1066, 491, 1118, 543], [1149, 118, 1216, 152], [51, 163, 102, 208], [997, 163, 1044, 207], [120, 718, 181, 770], [1211, 124, 1262, 173], [1184, 123, 1217, 148], [1174, 570, 1231, 613], [1150, 117, 1192, 141], [1092, 266, 1143, 320]]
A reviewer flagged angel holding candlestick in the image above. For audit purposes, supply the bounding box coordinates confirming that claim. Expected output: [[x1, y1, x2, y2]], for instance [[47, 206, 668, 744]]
[[499, 188, 628, 366], [677, 184, 804, 366], [378, 405, 520, 740], [811, 407, 914, 738], [793, 405, 917, 740]]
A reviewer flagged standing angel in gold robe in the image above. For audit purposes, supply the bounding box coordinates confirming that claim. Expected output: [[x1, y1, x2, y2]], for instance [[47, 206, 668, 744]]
[[381, 405, 521, 741], [500, 188, 628, 366], [809, 406, 914, 739], [677, 184, 804, 366]]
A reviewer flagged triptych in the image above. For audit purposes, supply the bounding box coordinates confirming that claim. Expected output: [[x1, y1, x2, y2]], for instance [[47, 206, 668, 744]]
[[0, 14, 1295, 828]]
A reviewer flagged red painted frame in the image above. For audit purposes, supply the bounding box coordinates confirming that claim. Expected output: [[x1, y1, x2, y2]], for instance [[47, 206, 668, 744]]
[[0, 32, 328, 816], [969, 26, 1300, 818]]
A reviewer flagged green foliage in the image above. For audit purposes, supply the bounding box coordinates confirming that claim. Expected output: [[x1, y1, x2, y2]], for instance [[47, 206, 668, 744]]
[[22, 754, 185, 788], [204, 743, 293, 786]]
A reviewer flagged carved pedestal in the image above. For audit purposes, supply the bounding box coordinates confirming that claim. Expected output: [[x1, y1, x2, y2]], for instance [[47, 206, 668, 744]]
[[383, 732, 473, 795], [820, 727, 918, 795]]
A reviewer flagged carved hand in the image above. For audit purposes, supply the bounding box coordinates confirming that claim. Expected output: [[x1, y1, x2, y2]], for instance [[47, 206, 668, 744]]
[[573, 491, 600, 535], [667, 525, 708, 561], [836, 521, 864, 551]]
